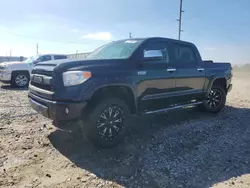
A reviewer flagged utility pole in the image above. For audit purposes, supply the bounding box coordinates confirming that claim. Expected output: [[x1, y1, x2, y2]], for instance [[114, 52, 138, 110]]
[[177, 0, 184, 40], [75, 50, 78, 58], [36, 43, 39, 55], [129, 32, 132, 39], [8, 49, 12, 61]]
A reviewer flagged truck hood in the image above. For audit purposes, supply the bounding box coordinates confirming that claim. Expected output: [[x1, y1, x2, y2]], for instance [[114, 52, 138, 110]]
[[1, 61, 23, 66], [0, 61, 32, 70], [35, 59, 131, 73]]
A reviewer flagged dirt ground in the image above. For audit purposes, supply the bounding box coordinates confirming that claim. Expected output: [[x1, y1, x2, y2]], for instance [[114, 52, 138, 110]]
[[1, 72, 250, 188]]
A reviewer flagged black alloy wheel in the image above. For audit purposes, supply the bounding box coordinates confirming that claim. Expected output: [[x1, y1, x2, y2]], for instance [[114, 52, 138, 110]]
[[97, 105, 124, 141], [203, 85, 226, 113], [206, 88, 223, 109], [81, 98, 130, 148]]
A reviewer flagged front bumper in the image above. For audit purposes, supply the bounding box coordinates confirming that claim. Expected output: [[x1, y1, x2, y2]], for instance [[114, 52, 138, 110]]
[[0, 71, 11, 83], [28, 92, 87, 121], [227, 84, 232, 93]]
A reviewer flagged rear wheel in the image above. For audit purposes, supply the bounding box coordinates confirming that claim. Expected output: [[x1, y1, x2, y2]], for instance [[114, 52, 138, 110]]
[[11, 72, 29, 88], [202, 85, 226, 113], [81, 98, 130, 148]]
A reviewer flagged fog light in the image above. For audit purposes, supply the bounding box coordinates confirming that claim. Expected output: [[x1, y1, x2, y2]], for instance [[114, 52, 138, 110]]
[[65, 108, 69, 114]]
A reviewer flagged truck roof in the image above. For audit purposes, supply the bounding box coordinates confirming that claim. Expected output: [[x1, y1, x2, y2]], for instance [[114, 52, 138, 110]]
[[117, 37, 195, 46], [39, 54, 67, 56]]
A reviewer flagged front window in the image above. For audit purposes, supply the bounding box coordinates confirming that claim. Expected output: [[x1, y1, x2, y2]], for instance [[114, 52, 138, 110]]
[[24, 55, 52, 65], [86, 39, 143, 60], [142, 41, 170, 63], [24, 56, 37, 64]]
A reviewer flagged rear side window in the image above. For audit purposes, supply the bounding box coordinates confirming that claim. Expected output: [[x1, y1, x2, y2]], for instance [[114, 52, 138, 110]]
[[39, 55, 52, 62], [54, 55, 67, 60], [173, 43, 196, 65]]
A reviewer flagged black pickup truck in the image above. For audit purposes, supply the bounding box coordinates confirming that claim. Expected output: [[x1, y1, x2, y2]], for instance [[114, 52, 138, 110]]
[[28, 37, 233, 148]]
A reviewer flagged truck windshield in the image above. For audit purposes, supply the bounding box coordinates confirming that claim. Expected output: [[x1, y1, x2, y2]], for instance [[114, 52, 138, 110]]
[[24, 55, 40, 64], [86, 39, 143, 60], [24, 56, 35, 64]]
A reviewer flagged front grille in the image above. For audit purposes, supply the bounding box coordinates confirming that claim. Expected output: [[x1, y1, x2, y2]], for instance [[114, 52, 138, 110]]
[[31, 69, 53, 77], [30, 82, 54, 91], [30, 69, 54, 91]]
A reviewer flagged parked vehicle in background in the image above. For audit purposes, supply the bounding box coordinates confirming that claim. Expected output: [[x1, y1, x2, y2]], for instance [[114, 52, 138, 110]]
[[0, 54, 67, 87], [28, 37, 233, 148]]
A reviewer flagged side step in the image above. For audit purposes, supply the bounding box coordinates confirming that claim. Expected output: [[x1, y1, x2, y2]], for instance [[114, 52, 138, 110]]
[[142, 101, 203, 115]]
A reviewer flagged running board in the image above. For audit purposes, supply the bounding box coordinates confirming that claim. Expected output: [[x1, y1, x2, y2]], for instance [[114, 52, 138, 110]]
[[142, 101, 203, 115]]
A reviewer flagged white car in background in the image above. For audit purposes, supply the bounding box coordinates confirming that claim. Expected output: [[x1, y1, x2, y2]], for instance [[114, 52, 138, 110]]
[[0, 54, 67, 87]]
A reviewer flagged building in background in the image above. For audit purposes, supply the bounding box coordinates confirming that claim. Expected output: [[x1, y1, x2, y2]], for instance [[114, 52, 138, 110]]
[[67, 52, 91, 59], [0, 52, 91, 63], [0, 56, 27, 63]]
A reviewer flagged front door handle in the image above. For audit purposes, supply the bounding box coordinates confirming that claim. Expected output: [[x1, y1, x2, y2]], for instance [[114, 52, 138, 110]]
[[197, 68, 204, 72], [167, 68, 176, 72]]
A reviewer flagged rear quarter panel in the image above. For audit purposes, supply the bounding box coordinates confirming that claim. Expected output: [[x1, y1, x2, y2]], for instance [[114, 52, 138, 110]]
[[203, 62, 232, 93]]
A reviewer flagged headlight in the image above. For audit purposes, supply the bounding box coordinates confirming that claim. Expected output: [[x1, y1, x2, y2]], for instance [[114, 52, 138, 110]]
[[0, 64, 8, 71], [62, 71, 91, 87]]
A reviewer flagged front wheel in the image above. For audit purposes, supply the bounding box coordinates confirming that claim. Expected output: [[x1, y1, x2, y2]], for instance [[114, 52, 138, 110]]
[[202, 85, 226, 113], [81, 98, 130, 148], [11, 72, 29, 88]]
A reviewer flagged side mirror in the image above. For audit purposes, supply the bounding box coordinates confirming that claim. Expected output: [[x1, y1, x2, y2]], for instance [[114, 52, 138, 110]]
[[142, 50, 163, 61]]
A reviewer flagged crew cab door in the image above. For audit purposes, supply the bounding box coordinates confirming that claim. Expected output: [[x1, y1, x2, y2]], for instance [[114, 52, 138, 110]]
[[172, 42, 206, 103], [135, 40, 177, 112]]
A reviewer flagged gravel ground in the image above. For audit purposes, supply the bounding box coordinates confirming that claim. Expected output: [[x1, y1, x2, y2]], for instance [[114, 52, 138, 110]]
[[1, 72, 250, 188]]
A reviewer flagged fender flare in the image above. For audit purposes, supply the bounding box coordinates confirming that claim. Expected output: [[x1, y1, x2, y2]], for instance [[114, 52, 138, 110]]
[[205, 76, 227, 96], [86, 82, 138, 113], [11, 70, 30, 79]]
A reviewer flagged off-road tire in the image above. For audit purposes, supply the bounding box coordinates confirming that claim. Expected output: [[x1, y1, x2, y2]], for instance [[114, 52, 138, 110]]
[[201, 85, 227, 113], [81, 98, 130, 148]]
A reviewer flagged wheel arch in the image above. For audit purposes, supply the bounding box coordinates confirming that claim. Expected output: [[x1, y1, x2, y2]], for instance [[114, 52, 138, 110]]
[[206, 77, 227, 96], [86, 84, 137, 114], [11, 70, 30, 79]]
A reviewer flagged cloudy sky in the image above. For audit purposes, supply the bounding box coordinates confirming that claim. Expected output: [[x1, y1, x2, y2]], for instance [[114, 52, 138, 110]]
[[0, 0, 249, 64]]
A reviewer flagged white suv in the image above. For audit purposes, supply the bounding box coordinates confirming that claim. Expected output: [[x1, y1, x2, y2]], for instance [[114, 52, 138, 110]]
[[0, 54, 67, 87]]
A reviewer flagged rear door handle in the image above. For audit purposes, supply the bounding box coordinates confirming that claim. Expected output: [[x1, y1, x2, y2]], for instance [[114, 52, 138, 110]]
[[197, 68, 204, 72], [167, 68, 176, 72]]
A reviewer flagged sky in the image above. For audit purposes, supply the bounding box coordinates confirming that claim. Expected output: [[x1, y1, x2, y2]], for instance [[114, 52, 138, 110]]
[[0, 0, 249, 64]]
